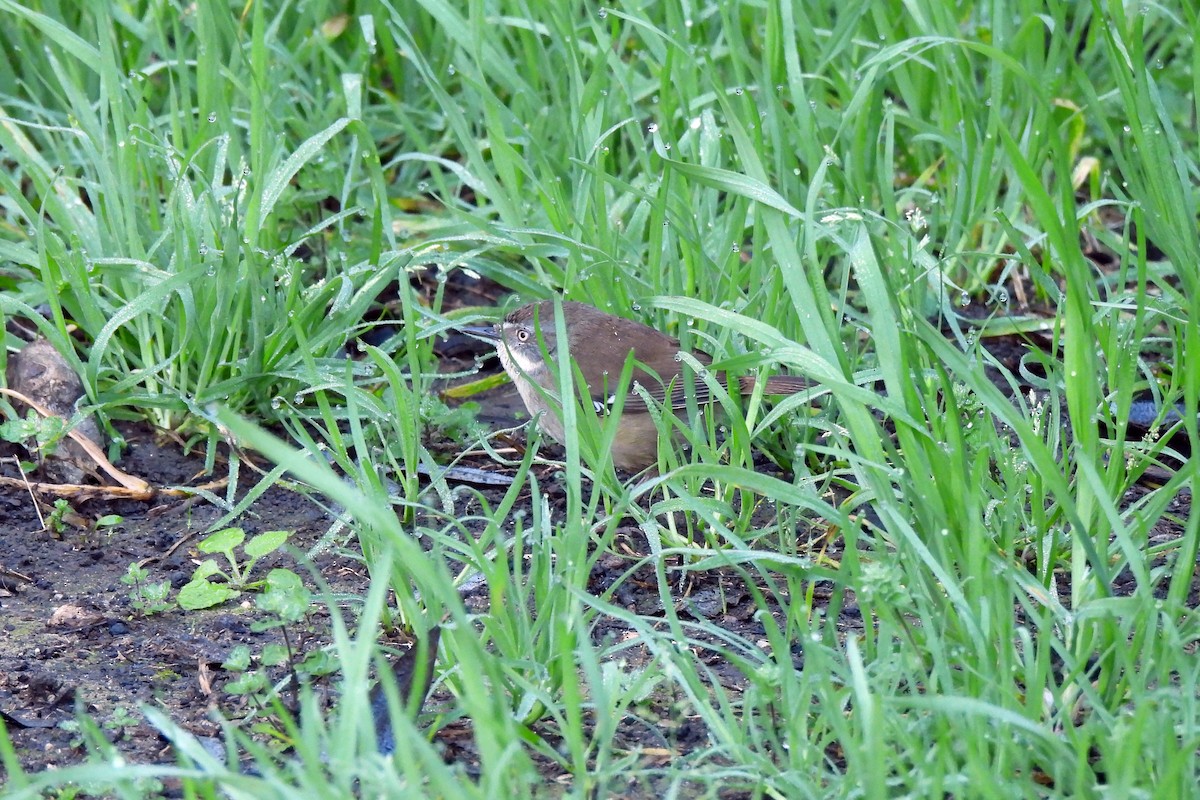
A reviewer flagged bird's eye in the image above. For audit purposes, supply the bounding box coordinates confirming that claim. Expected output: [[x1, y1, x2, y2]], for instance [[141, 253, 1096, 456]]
[[516, 329, 530, 343]]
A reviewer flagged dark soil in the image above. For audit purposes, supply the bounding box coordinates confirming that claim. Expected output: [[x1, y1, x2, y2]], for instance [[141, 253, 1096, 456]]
[[0, 423, 370, 774]]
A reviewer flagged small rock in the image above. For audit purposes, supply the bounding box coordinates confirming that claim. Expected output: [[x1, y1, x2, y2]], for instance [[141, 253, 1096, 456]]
[[5, 338, 103, 484]]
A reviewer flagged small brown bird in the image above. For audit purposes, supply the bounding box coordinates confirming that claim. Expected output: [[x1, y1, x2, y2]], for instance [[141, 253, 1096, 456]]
[[472, 300, 810, 471]]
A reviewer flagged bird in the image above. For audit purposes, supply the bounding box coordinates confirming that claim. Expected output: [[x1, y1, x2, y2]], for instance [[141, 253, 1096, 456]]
[[470, 300, 810, 471]]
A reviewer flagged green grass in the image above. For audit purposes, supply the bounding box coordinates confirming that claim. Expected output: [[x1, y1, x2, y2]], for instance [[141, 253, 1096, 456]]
[[1, 0, 1198, 796]]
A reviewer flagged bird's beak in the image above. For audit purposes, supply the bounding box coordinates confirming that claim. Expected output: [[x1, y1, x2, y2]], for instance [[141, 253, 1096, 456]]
[[463, 324, 501, 342]]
